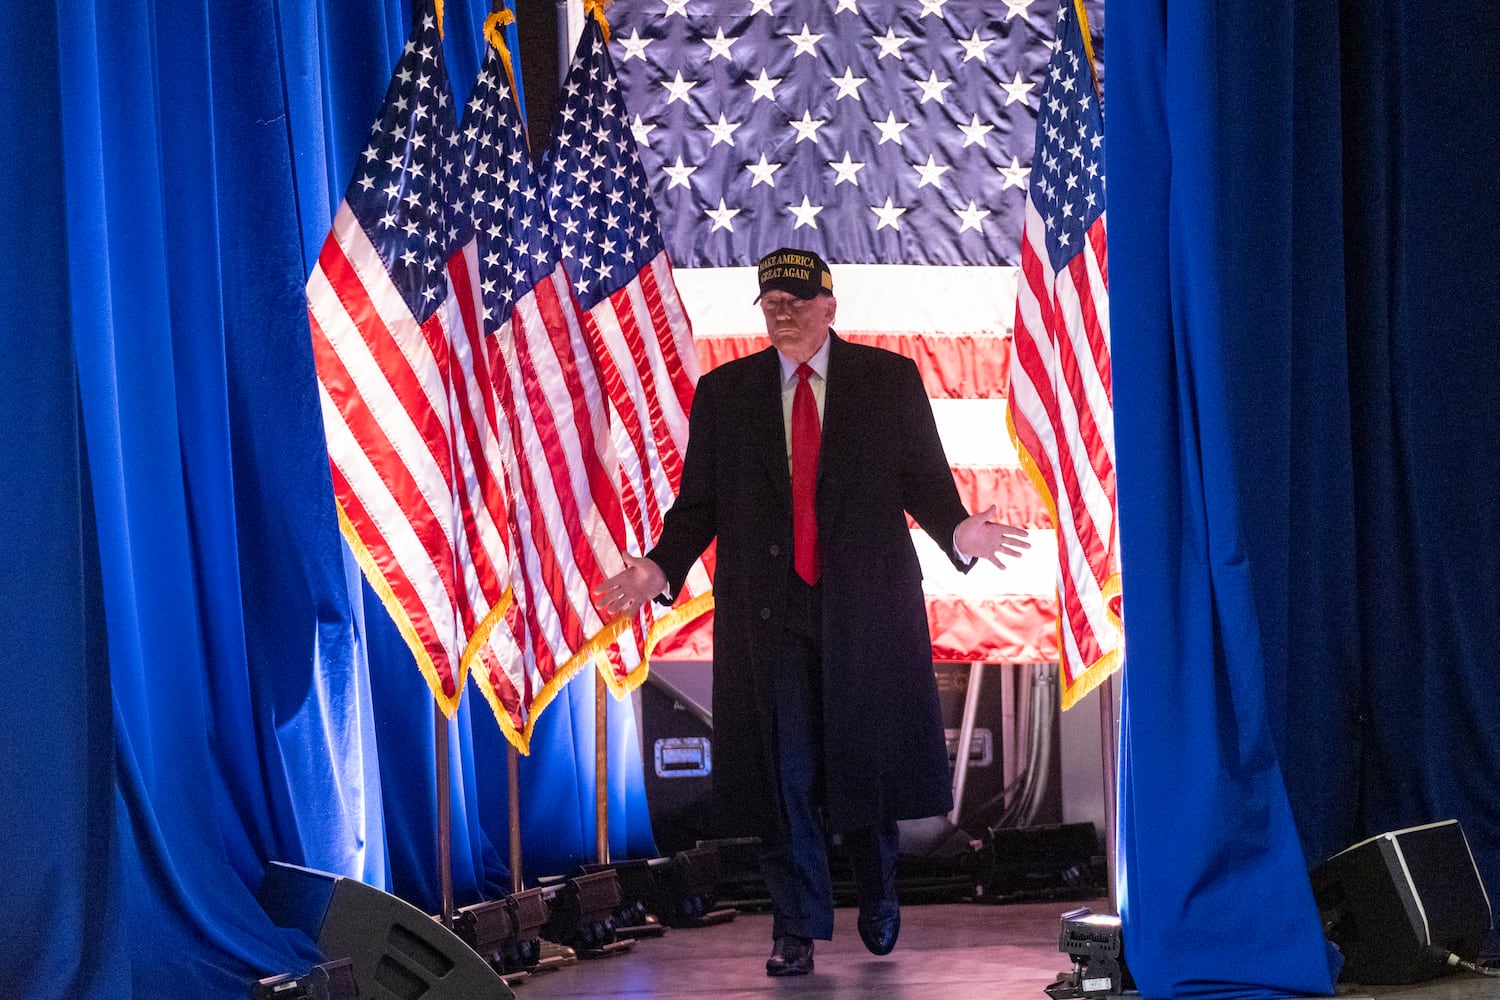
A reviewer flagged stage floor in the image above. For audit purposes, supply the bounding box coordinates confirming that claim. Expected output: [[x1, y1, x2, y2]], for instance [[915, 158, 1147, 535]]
[[510, 899, 1498, 1000]]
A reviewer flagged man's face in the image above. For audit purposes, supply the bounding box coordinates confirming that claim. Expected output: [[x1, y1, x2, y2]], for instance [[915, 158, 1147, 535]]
[[760, 291, 836, 363]]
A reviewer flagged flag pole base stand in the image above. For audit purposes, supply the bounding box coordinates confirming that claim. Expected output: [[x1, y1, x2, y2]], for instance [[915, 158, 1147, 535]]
[[578, 938, 636, 960], [532, 941, 578, 973], [672, 907, 737, 929], [616, 914, 667, 939]]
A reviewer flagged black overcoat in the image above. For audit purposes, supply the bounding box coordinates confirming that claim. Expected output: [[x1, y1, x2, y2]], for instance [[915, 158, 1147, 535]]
[[649, 332, 971, 837]]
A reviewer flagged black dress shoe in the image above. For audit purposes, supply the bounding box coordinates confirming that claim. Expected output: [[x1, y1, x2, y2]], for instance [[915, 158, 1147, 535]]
[[766, 936, 815, 976], [856, 904, 900, 956]]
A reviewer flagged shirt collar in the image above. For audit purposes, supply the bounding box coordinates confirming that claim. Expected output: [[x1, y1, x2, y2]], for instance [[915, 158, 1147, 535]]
[[777, 329, 832, 386]]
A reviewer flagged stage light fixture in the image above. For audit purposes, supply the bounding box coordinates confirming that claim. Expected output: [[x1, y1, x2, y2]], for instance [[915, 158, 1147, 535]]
[[657, 845, 737, 927], [1043, 906, 1131, 999], [540, 868, 634, 957], [453, 887, 551, 980], [252, 958, 358, 1000]]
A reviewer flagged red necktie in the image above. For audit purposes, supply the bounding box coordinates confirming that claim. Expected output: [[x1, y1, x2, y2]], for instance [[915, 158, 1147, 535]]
[[792, 363, 821, 584]]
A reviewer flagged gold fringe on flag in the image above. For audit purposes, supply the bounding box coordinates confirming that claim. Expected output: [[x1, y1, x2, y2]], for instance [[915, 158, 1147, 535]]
[[1073, 0, 1102, 100], [484, 8, 519, 106], [335, 501, 465, 718]]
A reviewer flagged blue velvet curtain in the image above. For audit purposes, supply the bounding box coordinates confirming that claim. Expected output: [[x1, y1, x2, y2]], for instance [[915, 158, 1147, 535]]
[[1110, 1, 1500, 997], [2, 3, 654, 998]]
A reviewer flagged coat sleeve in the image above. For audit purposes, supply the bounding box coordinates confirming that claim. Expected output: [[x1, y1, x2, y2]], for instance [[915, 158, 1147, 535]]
[[894, 357, 973, 573], [646, 372, 718, 600]]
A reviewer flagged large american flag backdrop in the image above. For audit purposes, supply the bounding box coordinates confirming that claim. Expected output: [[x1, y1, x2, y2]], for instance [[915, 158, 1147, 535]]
[[606, 0, 1105, 676]]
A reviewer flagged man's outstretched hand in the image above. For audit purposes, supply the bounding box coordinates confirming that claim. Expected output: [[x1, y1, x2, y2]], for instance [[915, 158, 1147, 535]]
[[593, 552, 668, 620], [954, 504, 1031, 570]]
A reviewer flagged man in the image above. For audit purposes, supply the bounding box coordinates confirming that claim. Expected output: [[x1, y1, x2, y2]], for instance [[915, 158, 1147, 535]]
[[595, 249, 1028, 976]]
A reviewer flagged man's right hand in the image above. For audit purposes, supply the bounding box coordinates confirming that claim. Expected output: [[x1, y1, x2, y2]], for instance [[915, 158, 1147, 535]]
[[592, 552, 668, 621]]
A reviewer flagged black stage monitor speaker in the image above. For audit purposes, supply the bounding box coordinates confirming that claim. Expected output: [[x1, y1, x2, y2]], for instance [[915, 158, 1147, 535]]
[[1310, 819, 1493, 985], [258, 862, 514, 1000]]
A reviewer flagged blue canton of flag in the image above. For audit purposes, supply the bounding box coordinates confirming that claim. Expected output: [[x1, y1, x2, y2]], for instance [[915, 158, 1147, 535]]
[[540, 24, 665, 308], [463, 63, 564, 323], [607, 0, 1070, 267], [1029, 2, 1104, 274], [343, 9, 467, 319]]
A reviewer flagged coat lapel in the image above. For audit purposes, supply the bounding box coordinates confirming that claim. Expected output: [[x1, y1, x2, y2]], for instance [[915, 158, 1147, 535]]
[[817, 332, 859, 519], [750, 347, 791, 500]]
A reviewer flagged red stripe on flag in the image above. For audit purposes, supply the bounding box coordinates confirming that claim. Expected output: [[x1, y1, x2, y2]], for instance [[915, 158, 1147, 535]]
[[309, 306, 464, 628], [642, 257, 698, 410], [696, 331, 1009, 399], [328, 461, 459, 697], [316, 238, 460, 497]]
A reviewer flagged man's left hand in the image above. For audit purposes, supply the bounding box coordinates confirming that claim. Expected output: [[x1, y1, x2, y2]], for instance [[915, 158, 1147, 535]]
[[955, 504, 1031, 570]]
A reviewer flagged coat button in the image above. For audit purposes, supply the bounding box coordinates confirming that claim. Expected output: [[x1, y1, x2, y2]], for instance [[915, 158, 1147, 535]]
[[760, 608, 772, 620], [769, 544, 781, 557]]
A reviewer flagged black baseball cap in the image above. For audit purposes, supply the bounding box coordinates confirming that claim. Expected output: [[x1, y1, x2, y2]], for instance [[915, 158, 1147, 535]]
[[754, 248, 834, 302]]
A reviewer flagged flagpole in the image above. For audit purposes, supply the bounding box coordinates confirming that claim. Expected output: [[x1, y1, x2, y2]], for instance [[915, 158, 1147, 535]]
[[435, 703, 455, 926], [508, 745, 524, 892], [1097, 674, 1118, 913], [595, 671, 610, 864], [559, 0, 613, 871]]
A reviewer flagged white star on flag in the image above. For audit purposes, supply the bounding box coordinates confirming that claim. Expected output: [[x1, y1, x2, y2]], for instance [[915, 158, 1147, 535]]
[[955, 200, 991, 232], [831, 67, 868, 100], [872, 111, 911, 145], [705, 113, 742, 147], [870, 196, 907, 230], [958, 29, 994, 62], [747, 68, 782, 102], [959, 114, 995, 148], [661, 70, 696, 105], [998, 156, 1030, 189], [703, 27, 737, 61], [786, 196, 823, 229], [788, 24, 823, 57], [1000, 70, 1036, 106], [746, 153, 782, 187], [913, 154, 951, 188], [618, 28, 652, 61], [663, 155, 696, 188], [705, 198, 740, 231], [916, 70, 953, 104], [828, 152, 865, 186], [873, 28, 909, 60], [789, 110, 827, 143]]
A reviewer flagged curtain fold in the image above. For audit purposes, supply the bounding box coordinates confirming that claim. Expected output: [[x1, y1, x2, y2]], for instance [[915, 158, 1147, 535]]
[[0, 11, 127, 999], [1339, 0, 1500, 925], [3, 2, 656, 997], [1110, 0, 1500, 995], [1110, 0, 1344, 996]]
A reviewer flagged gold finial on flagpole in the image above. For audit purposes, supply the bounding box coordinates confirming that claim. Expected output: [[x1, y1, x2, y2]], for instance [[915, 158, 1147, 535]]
[[583, 0, 613, 45]]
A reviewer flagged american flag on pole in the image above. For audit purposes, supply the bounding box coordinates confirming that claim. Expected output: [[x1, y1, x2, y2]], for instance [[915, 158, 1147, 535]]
[[459, 16, 640, 749], [604, 0, 1102, 667], [539, 11, 714, 676], [1007, 0, 1121, 707], [307, 1, 522, 716]]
